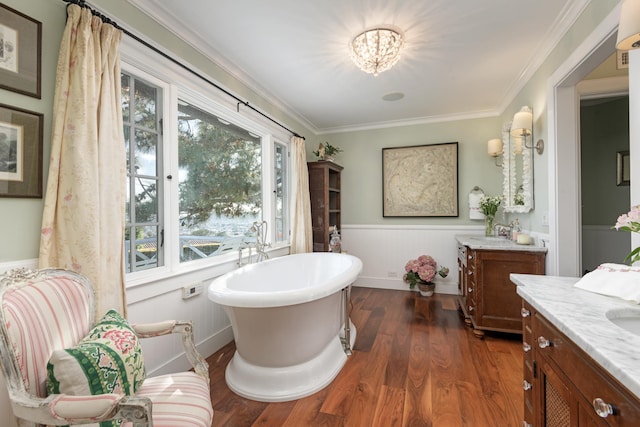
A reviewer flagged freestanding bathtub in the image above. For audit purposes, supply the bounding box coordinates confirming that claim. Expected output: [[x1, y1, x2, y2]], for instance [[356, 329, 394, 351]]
[[208, 252, 363, 402]]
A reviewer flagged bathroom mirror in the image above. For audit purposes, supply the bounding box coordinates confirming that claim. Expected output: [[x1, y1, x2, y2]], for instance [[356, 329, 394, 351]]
[[502, 121, 533, 213]]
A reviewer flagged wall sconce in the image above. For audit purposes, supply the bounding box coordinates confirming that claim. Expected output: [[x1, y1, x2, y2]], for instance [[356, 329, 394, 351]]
[[510, 106, 544, 155], [617, 0, 640, 50], [488, 138, 503, 166]]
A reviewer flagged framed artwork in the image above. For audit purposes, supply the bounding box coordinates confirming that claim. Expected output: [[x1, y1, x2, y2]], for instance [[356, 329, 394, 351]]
[[382, 142, 458, 217], [0, 3, 42, 98], [0, 103, 43, 198], [617, 150, 630, 186]]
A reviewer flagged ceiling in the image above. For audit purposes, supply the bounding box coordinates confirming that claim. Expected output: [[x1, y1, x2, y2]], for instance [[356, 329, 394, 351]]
[[129, 0, 590, 135]]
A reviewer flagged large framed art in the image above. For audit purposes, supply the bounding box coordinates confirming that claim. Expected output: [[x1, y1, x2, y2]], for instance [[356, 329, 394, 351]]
[[0, 3, 42, 98], [0, 103, 43, 198], [382, 142, 458, 217]]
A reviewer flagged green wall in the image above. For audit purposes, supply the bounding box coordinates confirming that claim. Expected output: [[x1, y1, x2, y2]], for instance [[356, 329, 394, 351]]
[[581, 97, 630, 225], [323, 116, 503, 225]]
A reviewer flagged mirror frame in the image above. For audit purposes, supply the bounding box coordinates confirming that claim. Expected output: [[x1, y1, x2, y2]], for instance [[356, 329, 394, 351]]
[[502, 121, 533, 213]]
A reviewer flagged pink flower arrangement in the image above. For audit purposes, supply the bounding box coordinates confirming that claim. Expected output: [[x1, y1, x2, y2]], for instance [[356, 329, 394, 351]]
[[614, 205, 640, 264], [403, 255, 449, 289]]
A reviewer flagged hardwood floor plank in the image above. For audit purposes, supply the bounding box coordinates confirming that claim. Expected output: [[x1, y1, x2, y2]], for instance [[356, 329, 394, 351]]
[[371, 385, 405, 427], [319, 350, 368, 417], [206, 288, 523, 427]]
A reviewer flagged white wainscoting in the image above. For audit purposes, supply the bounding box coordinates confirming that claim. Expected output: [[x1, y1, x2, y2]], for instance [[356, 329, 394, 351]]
[[341, 224, 485, 295]]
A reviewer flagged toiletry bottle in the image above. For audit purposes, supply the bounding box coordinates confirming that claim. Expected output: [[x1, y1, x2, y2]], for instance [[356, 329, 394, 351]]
[[512, 219, 521, 241], [329, 226, 341, 253]]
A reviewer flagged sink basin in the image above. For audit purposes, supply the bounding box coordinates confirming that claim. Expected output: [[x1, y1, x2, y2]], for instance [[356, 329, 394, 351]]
[[606, 308, 640, 336]]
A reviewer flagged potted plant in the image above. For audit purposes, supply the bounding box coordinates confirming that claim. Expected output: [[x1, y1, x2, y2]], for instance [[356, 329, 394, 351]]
[[313, 142, 343, 161], [403, 255, 449, 296]]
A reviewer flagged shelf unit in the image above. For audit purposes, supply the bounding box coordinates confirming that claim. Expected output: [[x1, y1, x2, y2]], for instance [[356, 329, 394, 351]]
[[307, 161, 342, 252]]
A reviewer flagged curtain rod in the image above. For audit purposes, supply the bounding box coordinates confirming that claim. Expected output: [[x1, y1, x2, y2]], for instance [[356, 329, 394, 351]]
[[61, 0, 305, 140]]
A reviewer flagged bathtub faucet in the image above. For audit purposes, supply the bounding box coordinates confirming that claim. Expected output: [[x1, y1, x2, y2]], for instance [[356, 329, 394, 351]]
[[250, 220, 270, 263]]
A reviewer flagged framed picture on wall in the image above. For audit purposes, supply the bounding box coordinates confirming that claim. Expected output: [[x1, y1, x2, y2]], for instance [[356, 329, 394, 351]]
[[0, 3, 42, 98], [382, 142, 459, 217], [617, 150, 630, 186], [0, 103, 43, 198]]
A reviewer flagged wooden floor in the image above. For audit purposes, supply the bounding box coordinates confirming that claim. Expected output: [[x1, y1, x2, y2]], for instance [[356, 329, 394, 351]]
[[206, 287, 523, 426]]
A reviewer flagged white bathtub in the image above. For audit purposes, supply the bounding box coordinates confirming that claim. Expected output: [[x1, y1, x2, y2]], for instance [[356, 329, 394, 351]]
[[208, 252, 363, 402]]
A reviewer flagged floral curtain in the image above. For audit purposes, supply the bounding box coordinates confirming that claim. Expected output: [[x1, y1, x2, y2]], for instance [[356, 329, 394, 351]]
[[39, 4, 127, 316], [290, 136, 312, 253]]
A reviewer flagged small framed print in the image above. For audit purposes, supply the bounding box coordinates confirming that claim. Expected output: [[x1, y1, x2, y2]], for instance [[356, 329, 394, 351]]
[[617, 150, 630, 187], [0, 3, 42, 98], [0, 103, 43, 198]]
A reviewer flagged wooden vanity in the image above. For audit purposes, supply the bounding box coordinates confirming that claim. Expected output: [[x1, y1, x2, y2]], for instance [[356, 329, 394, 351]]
[[456, 235, 546, 338], [513, 274, 640, 426]]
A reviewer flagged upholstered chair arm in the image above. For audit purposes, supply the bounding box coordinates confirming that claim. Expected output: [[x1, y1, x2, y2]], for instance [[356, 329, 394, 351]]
[[132, 320, 210, 382], [9, 391, 152, 426]]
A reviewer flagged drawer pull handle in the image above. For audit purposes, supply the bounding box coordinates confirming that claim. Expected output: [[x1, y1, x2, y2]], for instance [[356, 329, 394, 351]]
[[523, 380, 532, 391], [537, 336, 551, 348], [592, 398, 614, 418], [521, 307, 531, 317], [523, 342, 531, 352]]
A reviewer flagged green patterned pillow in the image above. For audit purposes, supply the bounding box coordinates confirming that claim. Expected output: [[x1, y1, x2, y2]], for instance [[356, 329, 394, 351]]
[[46, 309, 146, 409]]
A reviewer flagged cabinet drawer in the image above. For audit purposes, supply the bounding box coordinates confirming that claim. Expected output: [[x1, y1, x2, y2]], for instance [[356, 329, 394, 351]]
[[534, 313, 640, 425]]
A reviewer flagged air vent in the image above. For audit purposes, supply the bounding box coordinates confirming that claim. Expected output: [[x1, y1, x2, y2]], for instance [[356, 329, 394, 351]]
[[617, 50, 629, 70]]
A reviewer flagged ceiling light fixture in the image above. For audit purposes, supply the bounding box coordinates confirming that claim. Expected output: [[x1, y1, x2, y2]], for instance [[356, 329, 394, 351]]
[[350, 27, 404, 76]]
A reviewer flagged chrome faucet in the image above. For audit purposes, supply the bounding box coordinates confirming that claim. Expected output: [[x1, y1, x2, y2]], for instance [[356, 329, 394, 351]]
[[249, 220, 270, 263], [493, 223, 513, 239]]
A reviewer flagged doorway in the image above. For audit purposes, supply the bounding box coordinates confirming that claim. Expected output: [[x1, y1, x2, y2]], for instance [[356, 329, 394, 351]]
[[580, 94, 630, 273], [548, 6, 625, 277]]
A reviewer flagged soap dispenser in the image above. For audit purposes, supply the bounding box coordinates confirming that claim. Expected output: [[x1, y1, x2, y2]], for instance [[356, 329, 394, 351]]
[[329, 225, 342, 253]]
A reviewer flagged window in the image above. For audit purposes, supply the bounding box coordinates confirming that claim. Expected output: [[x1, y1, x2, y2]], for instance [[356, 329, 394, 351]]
[[122, 72, 164, 273], [177, 100, 262, 263], [122, 62, 289, 279]]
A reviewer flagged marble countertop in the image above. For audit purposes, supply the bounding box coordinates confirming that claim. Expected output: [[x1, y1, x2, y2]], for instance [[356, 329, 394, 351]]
[[512, 273, 640, 398], [455, 234, 548, 252]]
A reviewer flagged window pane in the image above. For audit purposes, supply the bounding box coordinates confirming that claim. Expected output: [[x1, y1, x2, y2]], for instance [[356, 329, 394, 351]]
[[121, 74, 130, 123], [123, 71, 163, 273], [134, 177, 158, 223], [177, 101, 262, 262], [134, 129, 157, 176], [134, 80, 157, 130], [274, 142, 287, 242]]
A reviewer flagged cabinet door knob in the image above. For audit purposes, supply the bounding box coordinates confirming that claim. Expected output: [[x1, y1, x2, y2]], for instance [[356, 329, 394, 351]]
[[523, 342, 531, 352], [522, 422, 532, 427], [468, 306, 475, 312], [592, 398, 615, 418], [468, 287, 473, 293], [537, 336, 551, 349], [521, 307, 531, 317], [468, 270, 473, 276], [523, 380, 532, 391]]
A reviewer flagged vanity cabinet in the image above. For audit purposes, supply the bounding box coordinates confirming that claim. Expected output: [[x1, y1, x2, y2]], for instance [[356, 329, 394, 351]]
[[308, 161, 342, 252], [457, 244, 545, 338], [521, 301, 640, 426]]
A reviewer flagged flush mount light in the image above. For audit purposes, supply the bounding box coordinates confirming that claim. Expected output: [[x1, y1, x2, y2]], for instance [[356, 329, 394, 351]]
[[350, 27, 404, 76]]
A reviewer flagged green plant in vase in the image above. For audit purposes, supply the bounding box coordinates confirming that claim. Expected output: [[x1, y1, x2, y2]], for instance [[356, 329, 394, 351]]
[[480, 195, 502, 236], [313, 142, 343, 161]]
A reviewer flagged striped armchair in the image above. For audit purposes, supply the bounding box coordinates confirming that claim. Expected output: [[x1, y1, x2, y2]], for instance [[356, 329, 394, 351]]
[[0, 268, 213, 427]]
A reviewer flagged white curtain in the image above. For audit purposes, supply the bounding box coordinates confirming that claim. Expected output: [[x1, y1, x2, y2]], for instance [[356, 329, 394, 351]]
[[290, 136, 312, 253], [39, 5, 127, 316]]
